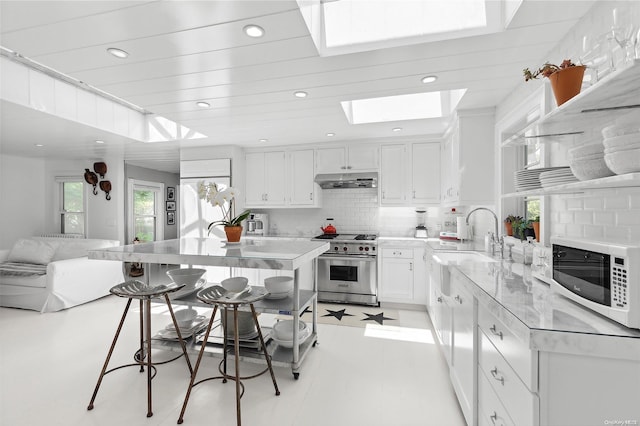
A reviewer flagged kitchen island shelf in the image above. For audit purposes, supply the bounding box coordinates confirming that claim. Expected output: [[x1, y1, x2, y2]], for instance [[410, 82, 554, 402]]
[[502, 172, 640, 198], [501, 59, 640, 148]]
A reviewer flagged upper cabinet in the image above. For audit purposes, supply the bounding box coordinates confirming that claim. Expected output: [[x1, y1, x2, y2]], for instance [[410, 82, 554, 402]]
[[381, 142, 440, 206], [245, 151, 287, 207], [442, 108, 495, 206], [316, 144, 379, 174], [245, 148, 321, 208]]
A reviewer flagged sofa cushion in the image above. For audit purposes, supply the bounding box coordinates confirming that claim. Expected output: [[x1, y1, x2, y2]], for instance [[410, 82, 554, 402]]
[[8, 239, 56, 265], [51, 239, 119, 261]]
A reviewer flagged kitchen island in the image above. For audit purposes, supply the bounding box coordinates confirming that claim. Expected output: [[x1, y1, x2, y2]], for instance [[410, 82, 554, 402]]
[[89, 237, 329, 378]]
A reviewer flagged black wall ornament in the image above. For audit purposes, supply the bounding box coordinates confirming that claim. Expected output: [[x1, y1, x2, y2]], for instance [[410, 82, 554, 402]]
[[84, 168, 98, 195], [99, 180, 112, 200], [93, 162, 107, 178]]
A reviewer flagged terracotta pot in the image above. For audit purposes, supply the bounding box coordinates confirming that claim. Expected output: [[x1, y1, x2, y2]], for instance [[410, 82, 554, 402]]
[[504, 222, 513, 236], [548, 65, 586, 106], [224, 226, 243, 242], [532, 221, 540, 242]]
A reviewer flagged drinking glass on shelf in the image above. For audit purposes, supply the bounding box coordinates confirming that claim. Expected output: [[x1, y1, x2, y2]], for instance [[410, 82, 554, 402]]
[[611, 7, 637, 64], [580, 32, 614, 82]]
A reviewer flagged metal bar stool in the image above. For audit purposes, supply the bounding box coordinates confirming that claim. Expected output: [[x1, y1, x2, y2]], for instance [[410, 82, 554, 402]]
[[177, 285, 279, 426], [87, 280, 194, 417]]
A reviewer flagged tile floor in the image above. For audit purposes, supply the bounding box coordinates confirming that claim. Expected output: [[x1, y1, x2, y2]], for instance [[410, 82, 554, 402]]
[[0, 296, 465, 426]]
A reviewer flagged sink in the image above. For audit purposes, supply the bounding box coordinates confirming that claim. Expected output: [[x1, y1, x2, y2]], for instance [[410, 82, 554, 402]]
[[431, 251, 497, 296]]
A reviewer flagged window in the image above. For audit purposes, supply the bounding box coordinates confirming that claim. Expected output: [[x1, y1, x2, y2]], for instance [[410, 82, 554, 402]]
[[128, 179, 164, 243], [524, 140, 541, 221], [57, 177, 85, 235]]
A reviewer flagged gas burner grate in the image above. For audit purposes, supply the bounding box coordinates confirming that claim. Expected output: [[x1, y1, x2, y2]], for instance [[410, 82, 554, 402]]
[[354, 234, 377, 240], [314, 234, 339, 239]]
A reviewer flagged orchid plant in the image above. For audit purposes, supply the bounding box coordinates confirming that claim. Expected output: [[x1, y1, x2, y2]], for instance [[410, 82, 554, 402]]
[[523, 59, 578, 81], [197, 181, 251, 233]]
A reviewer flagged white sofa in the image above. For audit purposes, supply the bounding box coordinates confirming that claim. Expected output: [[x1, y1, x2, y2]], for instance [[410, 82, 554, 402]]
[[0, 237, 124, 313]]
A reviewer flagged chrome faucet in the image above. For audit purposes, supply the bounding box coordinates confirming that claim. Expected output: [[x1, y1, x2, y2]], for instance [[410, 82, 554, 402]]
[[465, 207, 504, 257]]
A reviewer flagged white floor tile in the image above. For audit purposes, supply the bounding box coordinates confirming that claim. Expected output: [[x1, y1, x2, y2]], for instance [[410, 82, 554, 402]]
[[0, 296, 465, 426]]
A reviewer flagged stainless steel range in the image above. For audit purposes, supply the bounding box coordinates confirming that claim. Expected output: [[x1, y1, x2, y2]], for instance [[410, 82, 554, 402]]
[[313, 233, 378, 306]]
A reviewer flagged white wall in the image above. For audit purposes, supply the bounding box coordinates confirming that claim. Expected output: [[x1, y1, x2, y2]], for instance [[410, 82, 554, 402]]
[[0, 154, 46, 249]]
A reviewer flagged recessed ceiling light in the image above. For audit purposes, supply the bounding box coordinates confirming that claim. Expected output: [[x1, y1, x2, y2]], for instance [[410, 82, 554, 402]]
[[95, 140, 104, 144], [326, 132, 335, 137], [35, 144, 44, 147], [294, 91, 308, 98], [259, 138, 268, 143], [196, 101, 210, 108], [421, 75, 437, 84], [393, 127, 403, 132], [244, 24, 265, 38], [107, 47, 129, 59]]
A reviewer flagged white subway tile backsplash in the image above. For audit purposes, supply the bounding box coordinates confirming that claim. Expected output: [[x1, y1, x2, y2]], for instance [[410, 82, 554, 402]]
[[574, 211, 593, 225], [565, 224, 583, 238], [604, 196, 629, 210], [583, 197, 604, 210], [566, 198, 584, 210], [593, 212, 616, 226], [559, 212, 574, 223], [605, 225, 629, 242], [617, 211, 640, 226], [583, 225, 605, 240]]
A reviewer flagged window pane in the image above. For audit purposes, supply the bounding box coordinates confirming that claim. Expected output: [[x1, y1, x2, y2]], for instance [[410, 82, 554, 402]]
[[526, 199, 540, 220], [134, 190, 155, 215], [62, 213, 84, 234], [63, 182, 83, 212], [135, 217, 155, 242]]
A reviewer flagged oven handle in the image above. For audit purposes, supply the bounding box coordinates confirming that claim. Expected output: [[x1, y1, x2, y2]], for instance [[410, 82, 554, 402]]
[[320, 255, 377, 262]]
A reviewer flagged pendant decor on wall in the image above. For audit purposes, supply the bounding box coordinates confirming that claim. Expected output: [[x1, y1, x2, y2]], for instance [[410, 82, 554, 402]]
[[99, 180, 112, 200], [84, 161, 111, 200], [93, 162, 107, 178], [84, 169, 99, 195]]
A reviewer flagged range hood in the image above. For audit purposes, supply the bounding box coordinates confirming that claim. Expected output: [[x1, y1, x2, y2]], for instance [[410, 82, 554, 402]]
[[314, 172, 378, 189]]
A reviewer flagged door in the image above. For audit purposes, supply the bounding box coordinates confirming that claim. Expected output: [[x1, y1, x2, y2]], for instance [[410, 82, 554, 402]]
[[289, 149, 316, 206], [245, 152, 266, 206], [412, 143, 441, 204], [316, 147, 346, 173], [450, 275, 475, 425], [179, 177, 230, 239], [380, 144, 406, 205], [128, 179, 164, 243], [264, 151, 286, 205], [347, 145, 379, 170]]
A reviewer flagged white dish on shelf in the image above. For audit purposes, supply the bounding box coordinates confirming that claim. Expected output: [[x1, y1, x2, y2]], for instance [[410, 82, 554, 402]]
[[221, 276, 249, 292], [264, 290, 292, 300], [169, 278, 206, 299], [166, 315, 208, 333], [270, 326, 312, 348], [605, 149, 640, 174]]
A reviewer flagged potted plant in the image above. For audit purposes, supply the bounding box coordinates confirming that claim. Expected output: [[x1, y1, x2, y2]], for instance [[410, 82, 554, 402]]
[[530, 216, 540, 242], [198, 181, 251, 242], [503, 215, 522, 237], [523, 59, 586, 106]]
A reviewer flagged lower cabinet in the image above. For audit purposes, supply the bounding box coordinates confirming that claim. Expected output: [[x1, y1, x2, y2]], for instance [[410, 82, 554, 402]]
[[379, 246, 427, 305]]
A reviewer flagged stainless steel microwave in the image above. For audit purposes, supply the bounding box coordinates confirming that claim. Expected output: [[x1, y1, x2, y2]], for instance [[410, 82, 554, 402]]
[[551, 237, 640, 329]]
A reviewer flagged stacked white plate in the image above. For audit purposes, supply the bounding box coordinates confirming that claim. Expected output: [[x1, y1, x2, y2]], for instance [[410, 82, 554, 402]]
[[157, 315, 207, 340], [271, 320, 311, 348], [514, 167, 570, 191], [568, 142, 614, 181], [601, 122, 640, 174], [539, 168, 579, 187]]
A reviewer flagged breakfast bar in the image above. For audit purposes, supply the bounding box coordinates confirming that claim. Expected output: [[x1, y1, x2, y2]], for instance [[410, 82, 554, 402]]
[[89, 237, 329, 378]]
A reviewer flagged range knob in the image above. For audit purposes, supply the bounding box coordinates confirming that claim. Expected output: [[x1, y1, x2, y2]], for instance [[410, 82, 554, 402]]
[[343, 246, 348, 251], [365, 247, 370, 251], [334, 246, 339, 251], [359, 246, 364, 251]]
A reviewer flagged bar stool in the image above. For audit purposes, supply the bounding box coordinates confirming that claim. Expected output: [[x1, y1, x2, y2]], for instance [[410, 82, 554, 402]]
[[177, 285, 279, 426], [87, 280, 193, 417]]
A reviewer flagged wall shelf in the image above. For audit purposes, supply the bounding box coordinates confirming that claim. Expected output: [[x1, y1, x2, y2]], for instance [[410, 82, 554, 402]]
[[502, 173, 640, 198], [502, 60, 640, 148]]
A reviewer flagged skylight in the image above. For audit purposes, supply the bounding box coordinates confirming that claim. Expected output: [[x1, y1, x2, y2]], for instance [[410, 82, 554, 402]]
[[297, 0, 506, 56], [341, 89, 467, 125], [323, 0, 487, 48]]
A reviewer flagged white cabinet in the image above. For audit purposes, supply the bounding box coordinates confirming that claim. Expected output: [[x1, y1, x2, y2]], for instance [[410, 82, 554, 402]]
[[442, 108, 495, 206], [316, 144, 379, 174], [449, 274, 476, 426], [379, 246, 427, 304], [380, 142, 440, 206], [427, 251, 452, 364], [288, 149, 321, 207], [245, 151, 287, 207]]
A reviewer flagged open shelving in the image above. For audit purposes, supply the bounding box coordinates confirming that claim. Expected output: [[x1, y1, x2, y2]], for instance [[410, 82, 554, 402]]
[[502, 172, 640, 198]]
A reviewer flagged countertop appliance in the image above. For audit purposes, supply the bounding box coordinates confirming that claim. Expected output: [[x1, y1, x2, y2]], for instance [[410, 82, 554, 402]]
[[414, 209, 428, 238], [551, 236, 640, 329], [313, 233, 378, 306], [246, 213, 268, 236]]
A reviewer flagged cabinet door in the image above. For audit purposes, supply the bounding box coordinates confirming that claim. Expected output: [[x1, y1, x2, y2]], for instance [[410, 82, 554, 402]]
[[380, 256, 414, 302], [411, 142, 441, 204], [264, 151, 286, 205], [450, 275, 476, 426], [380, 144, 406, 205], [289, 149, 316, 206], [245, 152, 266, 206], [316, 147, 346, 173], [347, 145, 379, 170]]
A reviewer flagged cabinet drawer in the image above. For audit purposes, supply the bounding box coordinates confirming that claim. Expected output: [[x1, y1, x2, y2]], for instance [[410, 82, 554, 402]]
[[381, 248, 412, 259], [479, 331, 536, 426], [478, 307, 536, 390], [478, 368, 515, 426]]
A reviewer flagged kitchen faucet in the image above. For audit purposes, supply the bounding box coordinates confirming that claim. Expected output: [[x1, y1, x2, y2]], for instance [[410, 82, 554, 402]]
[[465, 207, 504, 257]]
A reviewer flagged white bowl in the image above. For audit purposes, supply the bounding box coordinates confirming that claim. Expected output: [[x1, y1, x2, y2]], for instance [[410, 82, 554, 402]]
[[272, 327, 312, 348], [602, 122, 640, 139], [174, 308, 198, 329], [272, 319, 308, 341], [604, 149, 640, 174], [603, 133, 640, 150], [568, 142, 604, 160], [221, 276, 249, 293], [166, 268, 206, 289], [569, 156, 614, 180], [264, 276, 293, 294]]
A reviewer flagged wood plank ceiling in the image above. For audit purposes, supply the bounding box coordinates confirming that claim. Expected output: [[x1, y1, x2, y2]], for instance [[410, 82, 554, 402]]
[[0, 0, 595, 173]]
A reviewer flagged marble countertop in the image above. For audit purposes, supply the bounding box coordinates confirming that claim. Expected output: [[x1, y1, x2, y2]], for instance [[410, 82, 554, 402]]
[[88, 237, 329, 270], [452, 259, 640, 358]]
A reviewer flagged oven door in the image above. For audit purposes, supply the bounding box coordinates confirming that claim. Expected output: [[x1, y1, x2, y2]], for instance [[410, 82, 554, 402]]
[[553, 244, 611, 306], [317, 255, 377, 305]]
